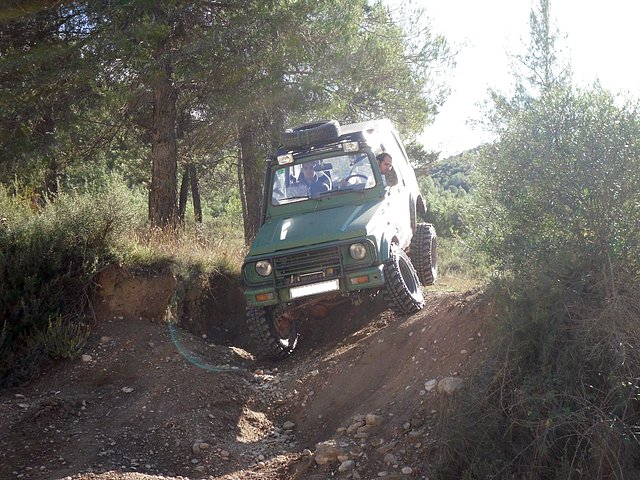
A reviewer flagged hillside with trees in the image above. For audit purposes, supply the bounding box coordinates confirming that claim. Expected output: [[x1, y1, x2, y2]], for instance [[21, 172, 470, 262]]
[[1, 0, 640, 479]]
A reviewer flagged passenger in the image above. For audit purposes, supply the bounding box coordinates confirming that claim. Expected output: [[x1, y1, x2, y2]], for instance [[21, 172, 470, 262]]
[[376, 153, 393, 186], [288, 161, 331, 197]]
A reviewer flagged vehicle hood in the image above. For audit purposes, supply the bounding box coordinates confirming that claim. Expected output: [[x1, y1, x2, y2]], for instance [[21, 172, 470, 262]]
[[248, 202, 382, 256]]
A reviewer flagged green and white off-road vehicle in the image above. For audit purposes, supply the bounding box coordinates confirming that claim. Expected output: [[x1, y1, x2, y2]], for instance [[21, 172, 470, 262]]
[[242, 119, 438, 359]]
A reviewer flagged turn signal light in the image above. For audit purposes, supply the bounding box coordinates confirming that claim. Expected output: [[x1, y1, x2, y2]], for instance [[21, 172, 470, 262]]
[[349, 275, 370, 285], [256, 293, 274, 302]]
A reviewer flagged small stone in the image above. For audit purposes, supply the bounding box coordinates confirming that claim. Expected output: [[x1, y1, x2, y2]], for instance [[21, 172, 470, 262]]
[[310, 369, 319, 376], [314, 440, 342, 465], [377, 442, 397, 455], [437, 377, 463, 394], [424, 379, 437, 392], [99, 336, 111, 344], [369, 437, 385, 447], [383, 453, 397, 465], [338, 460, 355, 472], [347, 420, 365, 433], [81, 354, 92, 362], [402, 466, 413, 474], [220, 450, 230, 458], [121, 387, 134, 394], [357, 424, 375, 435], [365, 414, 383, 426], [191, 458, 199, 464], [194, 465, 205, 473], [282, 421, 296, 430], [378, 471, 388, 477], [410, 417, 424, 428]]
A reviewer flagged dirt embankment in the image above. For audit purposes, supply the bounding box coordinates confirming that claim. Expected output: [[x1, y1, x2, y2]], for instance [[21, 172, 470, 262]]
[[0, 267, 495, 480]]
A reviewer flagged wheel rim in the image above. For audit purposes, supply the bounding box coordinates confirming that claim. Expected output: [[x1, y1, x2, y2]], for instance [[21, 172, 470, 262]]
[[273, 314, 293, 340], [268, 308, 296, 347]]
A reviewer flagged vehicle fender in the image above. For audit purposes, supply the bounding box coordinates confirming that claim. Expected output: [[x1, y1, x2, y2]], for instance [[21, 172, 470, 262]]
[[416, 195, 428, 222], [379, 229, 400, 262]]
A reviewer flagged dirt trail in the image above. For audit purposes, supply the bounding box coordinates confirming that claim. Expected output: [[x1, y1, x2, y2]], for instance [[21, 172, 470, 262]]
[[0, 287, 494, 480]]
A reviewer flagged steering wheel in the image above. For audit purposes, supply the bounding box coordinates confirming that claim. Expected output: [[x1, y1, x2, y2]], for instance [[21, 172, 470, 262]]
[[342, 173, 369, 184]]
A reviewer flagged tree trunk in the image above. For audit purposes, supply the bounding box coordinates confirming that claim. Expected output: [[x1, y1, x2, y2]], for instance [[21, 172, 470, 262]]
[[188, 163, 202, 223], [148, 55, 178, 229], [238, 121, 264, 244], [178, 166, 189, 223], [38, 109, 58, 201]]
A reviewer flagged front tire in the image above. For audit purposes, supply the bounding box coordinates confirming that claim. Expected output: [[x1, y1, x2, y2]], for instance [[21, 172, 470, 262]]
[[383, 245, 425, 315], [409, 223, 438, 286], [247, 305, 299, 360]]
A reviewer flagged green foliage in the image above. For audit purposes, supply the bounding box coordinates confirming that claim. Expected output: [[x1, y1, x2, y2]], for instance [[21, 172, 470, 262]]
[[419, 151, 479, 238], [0, 180, 138, 385], [27, 315, 90, 360], [430, 237, 488, 292], [435, 2, 640, 475], [473, 85, 640, 280], [420, 175, 468, 237]]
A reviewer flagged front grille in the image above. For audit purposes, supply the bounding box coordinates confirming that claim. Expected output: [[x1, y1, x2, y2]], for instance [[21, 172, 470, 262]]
[[273, 246, 342, 287]]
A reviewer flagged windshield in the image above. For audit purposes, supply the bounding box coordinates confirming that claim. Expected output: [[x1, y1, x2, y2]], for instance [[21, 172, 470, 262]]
[[270, 152, 377, 205]]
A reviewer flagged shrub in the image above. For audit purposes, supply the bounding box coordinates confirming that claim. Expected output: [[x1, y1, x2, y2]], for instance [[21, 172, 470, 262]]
[[0, 180, 137, 385], [435, 276, 640, 479], [435, 86, 640, 478], [26, 315, 90, 360]]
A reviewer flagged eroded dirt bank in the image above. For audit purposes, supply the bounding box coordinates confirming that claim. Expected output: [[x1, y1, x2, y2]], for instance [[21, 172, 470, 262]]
[[0, 277, 494, 480]]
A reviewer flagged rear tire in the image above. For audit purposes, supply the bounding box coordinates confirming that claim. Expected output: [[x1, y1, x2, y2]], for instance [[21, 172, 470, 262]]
[[383, 245, 425, 315], [247, 305, 299, 360], [409, 223, 438, 286]]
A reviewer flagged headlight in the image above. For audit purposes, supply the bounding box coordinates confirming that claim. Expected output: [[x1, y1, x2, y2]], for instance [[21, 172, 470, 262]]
[[349, 243, 367, 260], [277, 153, 294, 165], [342, 141, 359, 152], [255, 260, 273, 276]]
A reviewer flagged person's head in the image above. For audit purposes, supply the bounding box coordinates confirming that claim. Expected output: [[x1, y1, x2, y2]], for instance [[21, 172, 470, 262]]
[[301, 161, 317, 181], [377, 153, 393, 175]]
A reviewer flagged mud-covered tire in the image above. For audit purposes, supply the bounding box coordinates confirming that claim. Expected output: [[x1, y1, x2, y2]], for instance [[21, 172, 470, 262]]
[[281, 120, 341, 148], [246, 306, 299, 360], [383, 245, 425, 315], [409, 223, 438, 286]]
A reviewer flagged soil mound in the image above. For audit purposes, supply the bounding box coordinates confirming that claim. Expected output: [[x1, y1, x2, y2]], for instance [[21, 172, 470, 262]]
[[0, 286, 495, 480]]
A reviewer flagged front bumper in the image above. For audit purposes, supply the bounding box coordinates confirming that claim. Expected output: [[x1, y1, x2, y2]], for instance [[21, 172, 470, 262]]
[[244, 265, 385, 308]]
